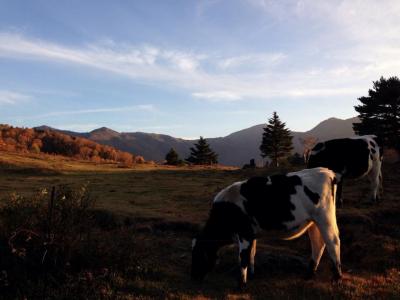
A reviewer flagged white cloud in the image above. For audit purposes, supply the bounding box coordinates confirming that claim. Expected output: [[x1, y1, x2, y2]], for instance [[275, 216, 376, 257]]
[[162, 50, 201, 72], [218, 53, 286, 70], [27, 104, 157, 119], [0, 90, 31, 105], [192, 90, 242, 101]]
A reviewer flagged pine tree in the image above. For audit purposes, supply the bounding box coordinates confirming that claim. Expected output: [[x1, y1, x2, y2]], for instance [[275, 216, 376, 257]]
[[353, 76, 400, 153], [165, 148, 181, 165], [259, 112, 293, 167], [186, 137, 218, 165]]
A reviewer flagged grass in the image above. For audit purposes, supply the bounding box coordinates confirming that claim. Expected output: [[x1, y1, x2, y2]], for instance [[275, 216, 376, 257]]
[[0, 150, 399, 299]]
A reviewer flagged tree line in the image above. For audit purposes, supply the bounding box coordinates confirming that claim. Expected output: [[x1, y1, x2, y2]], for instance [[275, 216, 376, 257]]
[[165, 137, 218, 166], [0, 125, 144, 165]]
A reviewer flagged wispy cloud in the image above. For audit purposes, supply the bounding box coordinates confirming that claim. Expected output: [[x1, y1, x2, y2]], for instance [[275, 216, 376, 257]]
[[1, 7, 399, 104], [21, 104, 156, 119], [192, 90, 242, 101], [218, 53, 286, 70], [0, 90, 31, 105]]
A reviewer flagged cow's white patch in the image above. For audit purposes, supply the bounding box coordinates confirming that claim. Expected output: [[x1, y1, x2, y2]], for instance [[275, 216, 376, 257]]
[[285, 168, 335, 233], [214, 181, 248, 213], [239, 239, 250, 251], [192, 238, 197, 249], [241, 266, 248, 283]]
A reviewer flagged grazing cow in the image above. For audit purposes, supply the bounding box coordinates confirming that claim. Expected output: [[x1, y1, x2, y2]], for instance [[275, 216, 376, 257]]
[[306, 135, 383, 205], [191, 168, 341, 288]]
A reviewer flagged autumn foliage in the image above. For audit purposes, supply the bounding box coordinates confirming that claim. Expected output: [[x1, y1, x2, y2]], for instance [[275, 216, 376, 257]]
[[0, 125, 140, 166]]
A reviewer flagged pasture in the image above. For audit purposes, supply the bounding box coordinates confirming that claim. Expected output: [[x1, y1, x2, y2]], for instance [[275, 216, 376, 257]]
[[0, 151, 399, 299]]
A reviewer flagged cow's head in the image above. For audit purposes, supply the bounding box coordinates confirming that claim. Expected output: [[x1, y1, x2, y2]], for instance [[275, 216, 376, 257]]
[[191, 236, 218, 281]]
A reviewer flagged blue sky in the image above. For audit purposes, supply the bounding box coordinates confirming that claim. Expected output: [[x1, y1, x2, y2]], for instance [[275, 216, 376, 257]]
[[0, 0, 399, 138]]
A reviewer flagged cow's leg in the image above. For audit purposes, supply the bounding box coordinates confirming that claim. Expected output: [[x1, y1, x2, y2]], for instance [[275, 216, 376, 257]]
[[368, 159, 382, 202], [237, 238, 253, 289], [248, 239, 257, 279], [336, 179, 344, 207], [306, 223, 326, 279], [316, 217, 342, 281]]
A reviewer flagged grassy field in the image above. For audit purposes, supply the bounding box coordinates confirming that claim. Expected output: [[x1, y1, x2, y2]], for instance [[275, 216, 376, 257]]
[[0, 151, 399, 299]]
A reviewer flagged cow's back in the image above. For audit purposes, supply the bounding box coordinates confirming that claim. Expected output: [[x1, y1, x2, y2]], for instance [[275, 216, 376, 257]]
[[308, 137, 371, 177], [213, 168, 336, 233]]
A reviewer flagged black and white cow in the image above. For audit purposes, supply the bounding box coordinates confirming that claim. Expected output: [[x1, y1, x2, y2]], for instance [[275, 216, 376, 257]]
[[306, 135, 383, 205], [191, 168, 341, 288]]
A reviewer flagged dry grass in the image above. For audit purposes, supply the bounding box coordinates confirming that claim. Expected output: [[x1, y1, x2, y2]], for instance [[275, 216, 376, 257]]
[[0, 151, 399, 299]]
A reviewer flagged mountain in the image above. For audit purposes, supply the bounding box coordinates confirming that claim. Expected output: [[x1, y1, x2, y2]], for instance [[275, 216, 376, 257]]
[[36, 116, 360, 166], [205, 116, 359, 166]]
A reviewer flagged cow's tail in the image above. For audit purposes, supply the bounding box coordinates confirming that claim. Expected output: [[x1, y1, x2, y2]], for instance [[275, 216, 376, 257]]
[[282, 221, 314, 241], [331, 175, 338, 206]]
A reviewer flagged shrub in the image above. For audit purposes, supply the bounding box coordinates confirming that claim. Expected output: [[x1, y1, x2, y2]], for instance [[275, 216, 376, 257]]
[[165, 148, 183, 165], [135, 156, 145, 164], [0, 185, 138, 298]]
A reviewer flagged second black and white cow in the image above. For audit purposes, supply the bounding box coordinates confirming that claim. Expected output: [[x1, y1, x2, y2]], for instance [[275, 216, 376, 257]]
[[191, 168, 341, 288], [306, 135, 383, 205]]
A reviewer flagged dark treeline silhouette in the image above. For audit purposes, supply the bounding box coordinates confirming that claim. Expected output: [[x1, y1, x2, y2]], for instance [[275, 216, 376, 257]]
[[354, 76, 400, 155], [0, 125, 143, 165]]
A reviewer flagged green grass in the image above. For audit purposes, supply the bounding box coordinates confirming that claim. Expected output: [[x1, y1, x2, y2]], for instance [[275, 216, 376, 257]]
[[0, 151, 399, 299]]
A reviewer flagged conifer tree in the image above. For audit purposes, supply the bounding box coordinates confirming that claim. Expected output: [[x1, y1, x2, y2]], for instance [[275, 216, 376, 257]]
[[353, 76, 400, 153], [186, 137, 218, 165], [259, 112, 293, 167], [165, 148, 181, 165]]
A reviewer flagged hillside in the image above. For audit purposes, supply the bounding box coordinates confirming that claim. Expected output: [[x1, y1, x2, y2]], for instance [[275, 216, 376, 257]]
[[38, 116, 359, 166], [0, 124, 141, 166]]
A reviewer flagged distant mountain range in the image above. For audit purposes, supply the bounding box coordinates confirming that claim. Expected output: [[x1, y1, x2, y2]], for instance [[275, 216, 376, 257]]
[[36, 116, 359, 166]]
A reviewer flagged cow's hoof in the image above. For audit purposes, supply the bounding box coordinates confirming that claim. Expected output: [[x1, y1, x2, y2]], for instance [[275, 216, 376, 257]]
[[305, 260, 317, 280], [332, 271, 343, 283], [371, 196, 381, 203], [331, 263, 342, 283], [304, 271, 316, 281], [237, 281, 247, 291]]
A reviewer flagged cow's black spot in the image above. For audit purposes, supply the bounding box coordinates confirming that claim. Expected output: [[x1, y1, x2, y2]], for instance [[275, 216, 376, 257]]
[[369, 141, 376, 148], [201, 202, 255, 246], [304, 186, 320, 204], [307, 138, 371, 178], [240, 174, 302, 230], [371, 148, 376, 154], [313, 142, 324, 151], [370, 153, 374, 161]]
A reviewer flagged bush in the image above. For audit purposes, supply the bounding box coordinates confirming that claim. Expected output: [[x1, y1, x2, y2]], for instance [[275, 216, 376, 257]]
[[135, 156, 145, 164], [0, 185, 138, 298], [165, 148, 183, 166]]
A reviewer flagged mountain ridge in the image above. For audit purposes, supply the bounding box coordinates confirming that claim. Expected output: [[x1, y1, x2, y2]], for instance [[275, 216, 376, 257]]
[[35, 116, 360, 166]]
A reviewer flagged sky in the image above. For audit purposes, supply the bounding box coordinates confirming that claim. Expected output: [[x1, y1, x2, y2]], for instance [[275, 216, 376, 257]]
[[0, 0, 399, 138]]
